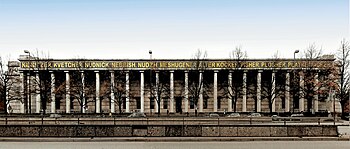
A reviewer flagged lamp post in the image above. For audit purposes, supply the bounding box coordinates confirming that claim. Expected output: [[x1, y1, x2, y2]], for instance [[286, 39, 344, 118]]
[[149, 50, 152, 59], [294, 50, 299, 60], [292, 50, 299, 113], [149, 50, 153, 114], [24, 50, 31, 114]]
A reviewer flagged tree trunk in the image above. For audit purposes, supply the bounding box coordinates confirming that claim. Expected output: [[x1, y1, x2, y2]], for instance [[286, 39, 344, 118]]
[[118, 102, 122, 114], [340, 100, 347, 115], [233, 100, 237, 112], [157, 101, 160, 117]]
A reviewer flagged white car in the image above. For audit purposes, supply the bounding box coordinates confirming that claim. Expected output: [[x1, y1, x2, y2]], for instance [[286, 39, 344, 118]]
[[127, 112, 146, 118], [248, 113, 261, 117], [209, 113, 220, 118], [228, 113, 240, 117], [271, 115, 279, 121]]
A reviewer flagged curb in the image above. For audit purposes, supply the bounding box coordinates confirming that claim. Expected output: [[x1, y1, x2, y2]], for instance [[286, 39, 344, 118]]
[[0, 137, 348, 142]]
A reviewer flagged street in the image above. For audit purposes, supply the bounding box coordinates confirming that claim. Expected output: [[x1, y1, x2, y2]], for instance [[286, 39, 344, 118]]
[[0, 141, 349, 149]]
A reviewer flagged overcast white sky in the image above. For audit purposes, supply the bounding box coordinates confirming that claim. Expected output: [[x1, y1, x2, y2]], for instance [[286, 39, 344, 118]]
[[0, 0, 349, 60]]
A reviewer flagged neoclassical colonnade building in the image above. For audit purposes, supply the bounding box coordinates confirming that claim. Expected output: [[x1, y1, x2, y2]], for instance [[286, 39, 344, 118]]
[[6, 55, 340, 114]]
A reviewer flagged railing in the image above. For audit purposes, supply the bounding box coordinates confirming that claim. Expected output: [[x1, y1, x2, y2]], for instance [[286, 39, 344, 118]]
[[0, 117, 345, 126]]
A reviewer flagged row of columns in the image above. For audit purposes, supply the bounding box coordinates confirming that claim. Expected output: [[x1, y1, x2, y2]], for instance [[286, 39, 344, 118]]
[[18, 70, 319, 114]]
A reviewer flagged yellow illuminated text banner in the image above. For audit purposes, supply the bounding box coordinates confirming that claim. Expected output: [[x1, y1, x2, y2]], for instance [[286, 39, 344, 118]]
[[20, 60, 334, 69]]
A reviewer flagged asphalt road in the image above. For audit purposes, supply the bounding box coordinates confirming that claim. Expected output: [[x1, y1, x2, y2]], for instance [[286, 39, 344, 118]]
[[0, 141, 349, 149]]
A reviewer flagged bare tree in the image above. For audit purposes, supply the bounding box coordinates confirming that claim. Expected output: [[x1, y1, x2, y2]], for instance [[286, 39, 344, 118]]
[[0, 56, 21, 114], [68, 62, 96, 113], [29, 50, 54, 114], [261, 51, 284, 113], [223, 46, 247, 112], [149, 70, 170, 116], [187, 49, 207, 115], [336, 39, 350, 115], [109, 70, 129, 114], [302, 44, 323, 112]]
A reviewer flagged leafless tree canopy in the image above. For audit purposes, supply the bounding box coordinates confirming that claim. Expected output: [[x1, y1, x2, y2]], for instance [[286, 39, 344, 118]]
[[149, 70, 170, 116], [229, 46, 247, 61], [261, 51, 284, 113], [223, 46, 247, 112], [188, 49, 207, 112], [336, 39, 350, 114], [0, 56, 21, 113]]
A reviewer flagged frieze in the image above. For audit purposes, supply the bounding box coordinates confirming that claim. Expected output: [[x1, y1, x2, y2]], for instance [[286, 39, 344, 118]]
[[19, 60, 334, 70]]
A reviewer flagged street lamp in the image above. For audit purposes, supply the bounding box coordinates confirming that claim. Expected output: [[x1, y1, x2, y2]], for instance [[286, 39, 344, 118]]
[[294, 50, 299, 59], [292, 50, 299, 113], [24, 50, 31, 113], [149, 50, 153, 114], [149, 50, 152, 59]]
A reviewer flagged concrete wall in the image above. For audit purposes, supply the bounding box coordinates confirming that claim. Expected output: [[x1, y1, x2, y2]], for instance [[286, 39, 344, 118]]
[[0, 125, 338, 137]]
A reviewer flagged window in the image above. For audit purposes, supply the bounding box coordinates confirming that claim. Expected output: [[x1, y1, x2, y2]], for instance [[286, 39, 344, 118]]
[[55, 95, 61, 110], [190, 98, 194, 109], [123, 97, 126, 109], [109, 97, 112, 109], [218, 97, 221, 109], [293, 96, 299, 109], [203, 98, 208, 109], [150, 97, 155, 109], [163, 98, 168, 109], [136, 97, 141, 109], [70, 97, 74, 110]]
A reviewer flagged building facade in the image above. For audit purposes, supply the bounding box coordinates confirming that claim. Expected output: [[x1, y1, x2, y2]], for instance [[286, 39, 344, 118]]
[[5, 55, 340, 114]]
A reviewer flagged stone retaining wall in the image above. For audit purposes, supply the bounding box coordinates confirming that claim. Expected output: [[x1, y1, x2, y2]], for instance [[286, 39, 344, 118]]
[[0, 125, 338, 137]]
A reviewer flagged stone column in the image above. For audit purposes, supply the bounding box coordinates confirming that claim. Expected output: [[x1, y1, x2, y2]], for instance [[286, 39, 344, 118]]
[[299, 71, 304, 112], [140, 71, 145, 112], [27, 72, 31, 113], [184, 71, 189, 113], [65, 71, 70, 113], [213, 70, 218, 112], [170, 71, 174, 113], [228, 72, 233, 112], [257, 70, 262, 112], [20, 71, 25, 113], [81, 71, 86, 113], [125, 71, 130, 112], [242, 70, 247, 112], [155, 71, 159, 113], [313, 72, 319, 112], [50, 71, 56, 114], [271, 71, 276, 112], [35, 71, 40, 113], [110, 71, 115, 113], [285, 72, 290, 112], [199, 71, 203, 112], [95, 71, 100, 113]]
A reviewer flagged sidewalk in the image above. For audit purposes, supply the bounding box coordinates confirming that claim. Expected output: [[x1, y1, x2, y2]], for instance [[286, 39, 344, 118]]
[[0, 136, 348, 142]]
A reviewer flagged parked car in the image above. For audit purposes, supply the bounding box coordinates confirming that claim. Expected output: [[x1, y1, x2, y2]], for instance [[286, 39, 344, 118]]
[[291, 113, 304, 117], [127, 112, 146, 118], [209, 113, 220, 118], [271, 115, 279, 121], [227, 113, 240, 117], [248, 113, 261, 117]]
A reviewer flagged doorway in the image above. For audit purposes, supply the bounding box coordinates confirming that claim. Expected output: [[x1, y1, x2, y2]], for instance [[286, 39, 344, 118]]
[[175, 97, 182, 113]]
